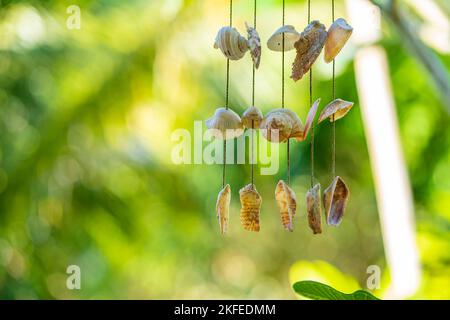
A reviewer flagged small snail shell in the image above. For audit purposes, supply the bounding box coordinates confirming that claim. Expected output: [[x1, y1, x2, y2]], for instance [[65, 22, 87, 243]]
[[324, 18, 353, 63], [246, 22, 261, 69], [306, 183, 322, 234], [323, 176, 349, 226], [297, 98, 320, 142], [318, 99, 354, 123], [206, 107, 244, 140], [242, 106, 263, 129], [260, 108, 303, 143], [275, 180, 297, 232], [291, 20, 327, 81], [216, 184, 231, 234], [214, 26, 249, 60], [239, 184, 261, 232], [267, 25, 301, 52]]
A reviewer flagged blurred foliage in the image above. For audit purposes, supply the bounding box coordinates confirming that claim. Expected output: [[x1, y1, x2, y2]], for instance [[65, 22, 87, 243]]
[[0, 0, 449, 299]]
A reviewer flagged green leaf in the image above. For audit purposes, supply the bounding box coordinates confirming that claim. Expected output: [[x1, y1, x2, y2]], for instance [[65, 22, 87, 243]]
[[293, 281, 380, 300]]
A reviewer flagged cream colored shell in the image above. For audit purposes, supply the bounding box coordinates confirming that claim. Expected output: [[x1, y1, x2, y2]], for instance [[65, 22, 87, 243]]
[[214, 26, 249, 60], [260, 108, 303, 143], [318, 99, 354, 123], [267, 25, 301, 52], [323, 176, 349, 226], [275, 180, 297, 232], [242, 106, 263, 129], [246, 22, 261, 69], [216, 184, 231, 234], [324, 18, 353, 63], [206, 107, 244, 139], [239, 184, 261, 232]]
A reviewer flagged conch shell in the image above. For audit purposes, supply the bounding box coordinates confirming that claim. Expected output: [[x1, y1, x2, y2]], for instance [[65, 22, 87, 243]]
[[291, 21, 327, 81], [239, 184, 261, 232], [260, 108, 303, 143], [318, 99, 354, 123], [306, 183, 322, 234], [216, 184, 231, 234], [206, 107, 244, 139], [242, 106, 263, 128], [275, 180, 297, 232], [267, 25, 301, 52], [324, 18, 353, 63], [323, 176, 349, 226], [298, 98, 320, 142], [246, 22, 261, 69], [214, 26, 249, 60]]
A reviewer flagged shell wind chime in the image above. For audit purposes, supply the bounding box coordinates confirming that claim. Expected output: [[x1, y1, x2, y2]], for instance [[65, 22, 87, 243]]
[[207, 0, 354, 235]]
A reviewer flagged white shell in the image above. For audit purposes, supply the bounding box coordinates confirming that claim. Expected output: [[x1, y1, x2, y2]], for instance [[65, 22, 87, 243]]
[[242, 106, 263, 128], [216, 184, 231, 234], [214, 26, 249, 60], [260, 108, 304, 143], [324, 18, 353, 63], [267, 25, 301, 52], [318, 99, 354, 123], [246, 22, 261, 69], [206, 107, 244, 140]]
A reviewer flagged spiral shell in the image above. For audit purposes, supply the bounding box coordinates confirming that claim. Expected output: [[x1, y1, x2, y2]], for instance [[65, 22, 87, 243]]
[[275, 180, 297, 232], [239, 184, 261, 232], [306, 183, 322, 234], [242, 106, 263, 129], [324, 18, 353, 63], [206, 107, 244, 139], [323, 176, 349, 226], [318, 99, 354, 123], [214, 26, 249, 60], [216, 184, 231, 234], [246, 22, 261, 69], [260, 108, 303, 143], [267, 25, 301, 52], [291, 21, 327, 81]]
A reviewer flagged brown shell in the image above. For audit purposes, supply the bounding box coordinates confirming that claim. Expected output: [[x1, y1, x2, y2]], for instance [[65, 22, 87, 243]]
[[297, 98, 320, 142], [242, 106, 263, 128], [260, 108, 303, 143], [323, 176, 349, 226], [246, 22, 261, 69], [216, 184, 231, 234], [275, 180, 297, 232], [306, 183, 322, 234], [291, 21, 327, 81], [324, 18, 353, 63], [318, 99, 354, 123], [239, 184, 261, 232]]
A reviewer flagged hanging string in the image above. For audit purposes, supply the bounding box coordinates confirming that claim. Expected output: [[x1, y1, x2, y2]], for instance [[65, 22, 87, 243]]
[[250, 0, 257, 188], [331, 0, 336, 178], [280, 0, 290, 185], [308, 0, 315, 188], [223, 0, 233, 188]]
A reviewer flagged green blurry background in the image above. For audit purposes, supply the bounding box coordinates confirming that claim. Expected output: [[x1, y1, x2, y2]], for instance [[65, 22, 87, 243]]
[[0, 0, 449, 299]]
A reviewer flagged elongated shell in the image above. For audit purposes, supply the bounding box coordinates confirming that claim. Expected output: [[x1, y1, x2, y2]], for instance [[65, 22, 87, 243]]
[[246, 22, 261, 69], [297, 98, 320, 142], [216, 184, 231, 234], [291, 21, 327, 81], [267, 25, 301, 52], [239, 184, 261, 232], [260, 108, 303, 143], [318, 99, 354, 123], [206, 107, 244, 139], [214, 26, 249, 60], [323, 176, 349, 226], [242, 106, 263, 128], [306, 183, 322, 234], [275, 180, 296, 232], [324, 18, 353, 63]]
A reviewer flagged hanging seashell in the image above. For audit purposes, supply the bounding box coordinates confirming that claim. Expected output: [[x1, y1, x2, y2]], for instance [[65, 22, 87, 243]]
[[306, 183, 322, 234], [324, 18, 353, 63], [260, 108, 304, 143], [267, 25, 301, 52], [216, 184, 231, 234], [317, 99, 354, 123], [242, 106, 263, 129], [206, 107, 244, 139], [275, 180, 297, 232], [214, 26, 249, 60], [246, 22, 261, 69], [239, 184, 261, 232], [323, 176, 349, 226], [296, 98, 320, 142], [291, 20, 327, 81]]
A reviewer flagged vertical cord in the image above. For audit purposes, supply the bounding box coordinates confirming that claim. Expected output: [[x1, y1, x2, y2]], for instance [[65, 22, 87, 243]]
[[222, 0, 233, 188], [331, 0, 336, 178], [281, 0, 290, 185], [251, 0, 256, 188], [308, 0, 314, 187]]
